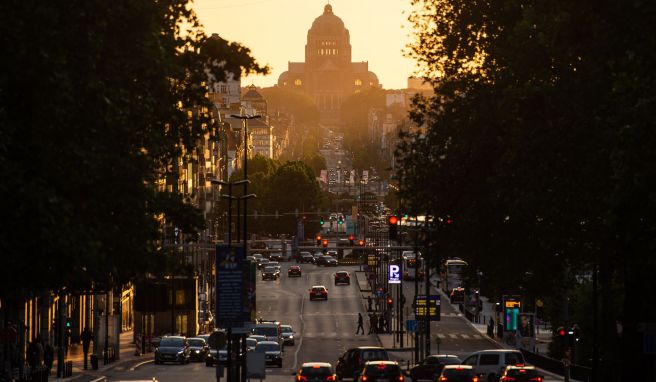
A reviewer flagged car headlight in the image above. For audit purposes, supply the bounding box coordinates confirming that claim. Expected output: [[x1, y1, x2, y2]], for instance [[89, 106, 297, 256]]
[[195, 349, 200, 353], [177, 350, 184, 355]]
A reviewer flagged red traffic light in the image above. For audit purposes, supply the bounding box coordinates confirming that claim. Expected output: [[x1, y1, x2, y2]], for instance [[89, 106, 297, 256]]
[[559, 329, 566, 336], [387, 298, 393, 305], [388, 215, 398, 225], [322, 239, 328, 247], [348, 235, 355, 241], [446, 218, 453, 224]]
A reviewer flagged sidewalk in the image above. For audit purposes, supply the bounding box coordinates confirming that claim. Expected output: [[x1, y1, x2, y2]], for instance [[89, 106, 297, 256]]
[[52, 330, 153, 381]]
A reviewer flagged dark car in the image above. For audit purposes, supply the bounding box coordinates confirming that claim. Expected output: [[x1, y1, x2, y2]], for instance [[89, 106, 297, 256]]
[[281, 325, 295, 345], [309, 286, 328, 301], [186, 337, 209, 361], [205, 342, 243, 366], [288, 265, 302, 277], [255, 341, 283, 367], [300, 252, 315, 263], [358, 361, 404, 382], [257, 258, 270, 270], [269, 252, 284, 262], [437, 365, 479, 382], [295, 362, 336, 382], [409, 355, 462, 381], [262, 266, 280, 280], [154, 336, 190, 365], [317, 256, 338, 267], [499, 365, 542, 382], [334, 271, 350, 285], [336, 347, 390, 380]]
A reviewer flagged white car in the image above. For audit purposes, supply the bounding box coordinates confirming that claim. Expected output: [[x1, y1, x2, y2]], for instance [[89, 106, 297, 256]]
[[461, 349, 525, 381]]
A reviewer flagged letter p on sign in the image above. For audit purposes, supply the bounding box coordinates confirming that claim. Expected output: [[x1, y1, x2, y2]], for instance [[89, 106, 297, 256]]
[[389, 264, 401, 284]]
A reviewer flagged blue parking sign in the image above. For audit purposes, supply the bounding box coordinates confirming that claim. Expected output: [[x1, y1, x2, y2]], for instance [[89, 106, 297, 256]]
[[389, 264, 401, 284]]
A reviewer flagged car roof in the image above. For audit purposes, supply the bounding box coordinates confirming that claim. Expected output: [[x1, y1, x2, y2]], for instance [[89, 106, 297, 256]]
[[187, 337, 205, 341], [473, 349, 522, 354], [312, 285, 327, 288], [505, 365, 535, 370], [301, 362, 332, 368], [364, 361, 398, 365], [336, 271, 349, 274], [162, 335, 185, 340], [257, 341, 279, 346], [281, 324, 292, 328], [352, 346, 385, 350], [443, 365, 473, 370], [428, 354, 460, 358]]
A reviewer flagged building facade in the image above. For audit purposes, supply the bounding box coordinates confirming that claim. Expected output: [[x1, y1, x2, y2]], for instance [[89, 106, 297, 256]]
[[277, 4, 380, 122]]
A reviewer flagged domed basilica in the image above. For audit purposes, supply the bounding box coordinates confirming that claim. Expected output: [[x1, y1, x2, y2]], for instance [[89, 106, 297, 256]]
[[277, 4, 380, 123]]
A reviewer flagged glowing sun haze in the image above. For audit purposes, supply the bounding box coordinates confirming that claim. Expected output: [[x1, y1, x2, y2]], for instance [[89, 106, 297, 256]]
[[193, 0, 415, 90]]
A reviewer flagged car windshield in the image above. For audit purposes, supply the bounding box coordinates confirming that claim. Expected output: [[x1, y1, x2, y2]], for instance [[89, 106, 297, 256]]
[[442, 369, 475, 380], [159, 338, 184, 347], [362, 349, 389, 361], [282, 326, 292, 333], [253, 327, 278, 336], [364, 364, 400, 376], [269, 262, 279, 266], [260, 259, 269, 264], [337, 272, 348, 276], [188, 339, 205, 347], [264, 267, 275, 272], [438, 357, 462, 365], [246, 338, 257, 347], [256, 343, 280, 352], [312, 287, 326, 292], [301, 366, 333, 377]]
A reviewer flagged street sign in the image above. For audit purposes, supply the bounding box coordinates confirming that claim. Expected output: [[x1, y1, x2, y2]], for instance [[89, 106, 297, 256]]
[[208, 331, 227, 349], [414, 295, 441, 321], [388, 264, 401, 284], [406, 319, 417, 333], [216, 244, 245, 329]]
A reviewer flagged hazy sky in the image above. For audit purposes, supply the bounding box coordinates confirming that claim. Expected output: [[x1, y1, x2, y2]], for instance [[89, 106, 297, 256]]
[[192, 0, 416, 89]]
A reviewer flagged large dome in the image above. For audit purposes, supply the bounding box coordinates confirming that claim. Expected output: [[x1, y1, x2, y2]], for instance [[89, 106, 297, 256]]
[[310, 4, 345, 34]]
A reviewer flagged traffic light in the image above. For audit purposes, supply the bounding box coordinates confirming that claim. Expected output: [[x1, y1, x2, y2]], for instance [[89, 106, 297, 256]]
[[338, 215, 344, 225], [348, 235, 355, 246], [358, 239, 365, 246], [320, 216, 325, 225], [388, 215, 398, 240], [316, 234, 321, 246], [322, 239, 328, 247], [387, 296, 393, 307], [556, 326, 566, 347]]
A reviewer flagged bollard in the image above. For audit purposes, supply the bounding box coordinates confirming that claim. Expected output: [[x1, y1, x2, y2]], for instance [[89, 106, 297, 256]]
[[91, 354, 99, 370]]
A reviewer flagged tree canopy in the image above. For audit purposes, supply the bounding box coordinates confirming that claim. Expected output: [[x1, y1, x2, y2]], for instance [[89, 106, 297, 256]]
[[396, 0, 656, 379], [0, 0, 267, 295]]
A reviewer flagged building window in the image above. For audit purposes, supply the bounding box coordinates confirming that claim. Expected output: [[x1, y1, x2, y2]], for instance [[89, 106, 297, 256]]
[[355, 79, 362, 86], [220, 84, 227, 93], [294, 79, 302, 86]]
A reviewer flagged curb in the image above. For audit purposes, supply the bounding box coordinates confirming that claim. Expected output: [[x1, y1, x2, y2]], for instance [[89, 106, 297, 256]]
[[129, 359, 155, 371]]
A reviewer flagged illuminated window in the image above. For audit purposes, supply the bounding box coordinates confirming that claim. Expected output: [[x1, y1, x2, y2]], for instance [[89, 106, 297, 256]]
[[294, 79, 302, 86], [354, 89, 361, 94], [355, 79, 362, 86], [220, 84, 227, 93]]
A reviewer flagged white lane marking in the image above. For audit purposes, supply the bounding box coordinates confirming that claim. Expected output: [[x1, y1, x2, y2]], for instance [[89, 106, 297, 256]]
[[292, 295, 305, 370], [448, 334, 458, 339], [129, 359, 154, 371], [461, 334, 470, 339], [438, 334, 446, 339], [473, 334, 482, 339]]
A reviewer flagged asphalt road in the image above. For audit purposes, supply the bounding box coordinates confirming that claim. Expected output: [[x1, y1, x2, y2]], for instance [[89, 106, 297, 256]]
[[103, 263, 377, 382]]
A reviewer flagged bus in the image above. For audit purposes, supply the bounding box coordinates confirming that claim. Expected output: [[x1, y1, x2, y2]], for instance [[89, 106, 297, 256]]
[[402, 251, 424, 280], [441, 258, 468, 296]]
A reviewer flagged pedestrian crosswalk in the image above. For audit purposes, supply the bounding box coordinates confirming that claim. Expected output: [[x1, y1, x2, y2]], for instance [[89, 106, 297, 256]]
[[435, 333, 485, 340]]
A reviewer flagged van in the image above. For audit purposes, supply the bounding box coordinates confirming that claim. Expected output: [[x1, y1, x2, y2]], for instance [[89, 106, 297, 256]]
[[461, 349, 525, 381], [336, 347, 389, 380], [252, 321, 283, 347]]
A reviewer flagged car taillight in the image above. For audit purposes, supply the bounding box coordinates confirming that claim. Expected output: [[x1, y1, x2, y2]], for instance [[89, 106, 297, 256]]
[[501, 378, 515, 382], [398, 375, 404, 381], [439, 377, 448, 382], [529, 378, 542, 382], [297, 376, 308, 382], [472, 377, 479, 382], [361, 376, 368, 381], [326, 375, 335, 381]]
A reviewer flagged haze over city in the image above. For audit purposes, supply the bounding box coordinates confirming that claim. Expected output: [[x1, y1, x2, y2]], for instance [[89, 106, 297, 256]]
[[193, 0, 415, 89]]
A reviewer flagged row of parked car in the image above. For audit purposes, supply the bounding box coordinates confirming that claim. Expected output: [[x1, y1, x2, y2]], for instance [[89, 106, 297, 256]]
[[293, 346, 543, 382]]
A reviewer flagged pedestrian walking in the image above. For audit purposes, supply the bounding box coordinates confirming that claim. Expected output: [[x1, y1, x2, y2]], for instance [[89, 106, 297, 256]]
[[81, 327, 92, 370], [370, 314, 379, 334], [356, 313, 365, 335], [487, 317, 495, 337], [367, 296, 373, 312]]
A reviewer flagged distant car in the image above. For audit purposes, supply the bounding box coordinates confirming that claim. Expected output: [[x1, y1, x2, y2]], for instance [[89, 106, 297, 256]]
[[499, 365, 542, 382], [309, 285, 328, 301], [294, 362, 336, 382], [334, 271, 350, 285], [300, 252, 314, 263], [246, 337, 258, 352], [358, 361, 404, 382], [255, 341, 283, 367], [312, 252, 324, 263], [249, 334, 267, 343], [327, 250, 338, 258], [409, 355, 462, 381], [155, 336, 190, 365], [269, 252, 284, 262], [461, 350, 525, 382], [262, 266, 280, 280], [187, 337, 209, 361], [252, 253, 264, 263], [437, 365, 478, 382], [317, 256, 338, 267], [281, 325, 295, 346], [288, 265, 302, 277], [257, 258, 270, 270], [268, 261, 281, 272], [336, 347, 390, 380]]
